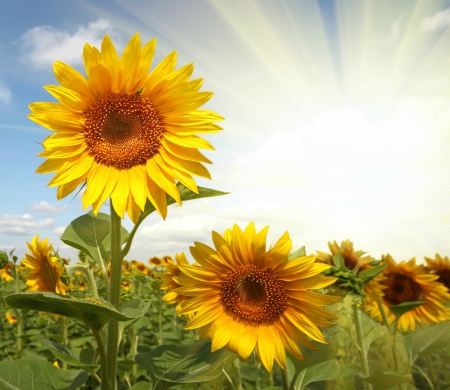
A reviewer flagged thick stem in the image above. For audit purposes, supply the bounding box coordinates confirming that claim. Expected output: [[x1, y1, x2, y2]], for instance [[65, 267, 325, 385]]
[[281, 367, 290, 390], [94, 329, 111, 390], [106, 202, 122, 389], [353, 303, 371, 390]]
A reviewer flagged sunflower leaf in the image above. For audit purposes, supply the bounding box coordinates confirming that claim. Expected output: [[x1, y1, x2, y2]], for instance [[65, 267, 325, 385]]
[[39, 338, 98, 369], [293, 360, 340, 390], [360, 372, 411, 389], [389, 301, 426, 321], [143, 183, 229, 216], [0, 358, 88, 390], [60, 211, 129, 267], [135, 340, 236, 383], [4, 292, 146, 332]]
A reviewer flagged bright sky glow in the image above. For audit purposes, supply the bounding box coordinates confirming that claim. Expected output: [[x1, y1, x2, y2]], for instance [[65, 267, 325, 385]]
[[1, 0, 450, 265]]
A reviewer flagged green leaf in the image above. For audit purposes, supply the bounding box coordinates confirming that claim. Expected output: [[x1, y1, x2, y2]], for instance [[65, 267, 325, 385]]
[[359, 263, 389, 283], [4, 292, 144, 331], [295, 360, 340, 389], [0, 359, 88, 390], [143, 183, 229, 216], [287, 247, 307, 261], [389, 301, 426, 320], [402, 321, 450, 363], [361, 373, 411, 389], [289, 341, 338, 373], [333, 252, 345, 268], [40, 338, 98, 369], [129, 383, 153, 390], [60, 211, 129, 267], [135, 340, 236, 383]]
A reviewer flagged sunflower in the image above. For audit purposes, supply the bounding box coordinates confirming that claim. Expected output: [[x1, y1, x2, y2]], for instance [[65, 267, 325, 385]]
[[173, 223, 340, 372], [29, 33, 223, 222], [424, 254, 450, 292], [364, 254, 450, 331], [131, 260, 152, 276], [149, 256, 163, 267], [161, 252, 193, 311], [122, 280, 132, 291], [21, 234, 70, 295], [1, 262, 14, 282], [316, 239, 374, 272], [5, 310, 17, 324]]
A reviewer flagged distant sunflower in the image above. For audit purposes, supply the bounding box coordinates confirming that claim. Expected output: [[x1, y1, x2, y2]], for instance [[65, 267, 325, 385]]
[[424, 254, 450, 292], [162, 255, 173, 264], [122, 280, 132, 291], [174, 223, 340, 372], [364, 254, 449, 331], [22, 234, 70, 295], [316, 239, 374, 271], [160, 252, 194, 319], [5, 310, 17, 324], [29, 33, 223, 222], [149, 256, 163, 267], [1, 263, 14, 282]]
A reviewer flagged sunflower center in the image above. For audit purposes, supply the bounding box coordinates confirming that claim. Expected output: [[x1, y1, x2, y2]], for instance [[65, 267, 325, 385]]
[[382, 273, 423, 305], [40, 258, 57, 292], [84, 93, 165, 170], [435, 269, 450, 291], [221, 265, 287, 325]]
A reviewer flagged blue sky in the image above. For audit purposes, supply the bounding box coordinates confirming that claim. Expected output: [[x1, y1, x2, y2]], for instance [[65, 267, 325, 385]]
[[1, 0, 450, 264]]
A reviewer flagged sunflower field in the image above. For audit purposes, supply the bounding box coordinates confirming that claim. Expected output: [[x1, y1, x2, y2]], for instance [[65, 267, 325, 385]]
[[1, 33, 450, 390]]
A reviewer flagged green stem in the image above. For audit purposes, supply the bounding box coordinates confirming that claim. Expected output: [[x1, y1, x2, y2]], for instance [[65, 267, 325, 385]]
[[61, 318, 68, 370], [94, 329, 110, 390], [66, 265, 99, 298], [378, 301, 392, 334], [232, 358, 243, 390], [129, 324, 138, 385], [13, 262, 23, 358], [353, 303, 371, 390], [426, 354, 437, 388], [281, 367, 290, 390], [106, 202, 122, 389]]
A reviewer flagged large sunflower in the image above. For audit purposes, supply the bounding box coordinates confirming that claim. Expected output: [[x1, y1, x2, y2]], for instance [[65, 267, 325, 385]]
[[173, 223, 340, 372], [29, 33, 223, 222], [22, 234, 70, 295], [424, 254, 450, 293], [364, 254, 449, 331]]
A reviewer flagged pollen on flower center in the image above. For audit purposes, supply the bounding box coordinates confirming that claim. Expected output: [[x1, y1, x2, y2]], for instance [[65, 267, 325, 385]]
[[84, 93, 165, 170], [221, 265, 287, 325], [382, 273, 423, 305]]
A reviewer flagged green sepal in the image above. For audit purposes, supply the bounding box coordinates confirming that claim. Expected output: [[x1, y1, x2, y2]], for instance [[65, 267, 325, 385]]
[[60, 211, 129, 267], [389, 301, 426, 321], [135, 340, 236, 384], [287, 246, 307, 261], [0, 358, 88, 389], [359, 262, 389, 283], [4, 292, 146, 332]]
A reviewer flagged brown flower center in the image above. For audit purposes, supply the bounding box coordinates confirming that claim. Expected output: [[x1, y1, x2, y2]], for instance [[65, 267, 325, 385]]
[[435, 269, 450, 291], [221, 265, 287, 325], [382, 273, 423, 305], [41, 258, 57, 292], [84, 93, 165, 170]]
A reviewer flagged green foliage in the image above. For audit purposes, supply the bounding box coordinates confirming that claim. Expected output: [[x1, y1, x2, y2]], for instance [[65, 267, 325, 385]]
[[389, 301, 426, 321], [0, 359, 88, 389], [361, 372, 411, 389], [4, 292, 146, 331], [60, 211, 130, 267], [40, 338, 98, 369], [135, 340, 236, 385], [0, 250, 8, 269]]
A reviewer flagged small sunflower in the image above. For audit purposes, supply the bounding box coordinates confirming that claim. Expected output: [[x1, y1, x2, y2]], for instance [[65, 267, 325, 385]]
[[1, 262, 14, 282], [174, 223, 340, 372], [5, 310, 17, 324], [160, 252, 194, 319], [122, 280, 132, 291], [316, 239, 374, 272], [364, 254, 450, 331], [21, 234, 70, 295], [131, 260, 151, 276], [29, 33, 223, 222], [149, 256, 163, 267], [162, 255, 173, 264], [424, 254, 450, 292]]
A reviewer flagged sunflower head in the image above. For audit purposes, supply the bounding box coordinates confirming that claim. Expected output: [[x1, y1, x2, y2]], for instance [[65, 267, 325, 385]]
[[29, 33, 223, 222], [174, 223, 340, 372], [5, 310, 17, 325], [21, 234, 70, 295], [1, 262, 14, 282], [149, 256, 163, 267], [424, 254, 450, 292], [364, 254, 450, 331]]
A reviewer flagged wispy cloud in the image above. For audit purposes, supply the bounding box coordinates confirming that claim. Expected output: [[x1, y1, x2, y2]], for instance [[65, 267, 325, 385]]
[[20, 18, 122, 69], [0, 214, 54, 235], [0, 81, 11, 104], [27, 201, 67, 214], [421, 8, 450, 33], [383, 14, 404, 45]]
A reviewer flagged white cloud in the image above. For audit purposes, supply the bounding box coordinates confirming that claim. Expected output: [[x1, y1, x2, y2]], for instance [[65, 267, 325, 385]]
[[383, 14, 404, 45], [0, 214, 54, 235], [0, 82, 11, 104], [53, 226, 66, 236], [28, 201, 67, 214], [421, 8, 450, 33], [20, 18, 121, 69]]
